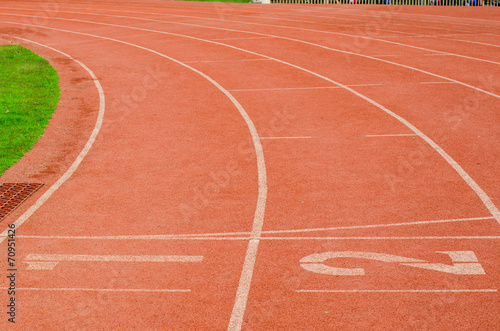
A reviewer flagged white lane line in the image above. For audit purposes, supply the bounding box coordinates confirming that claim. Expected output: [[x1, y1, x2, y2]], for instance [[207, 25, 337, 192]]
[[422, 53, 452, 56], [426, 33, 479, 37], [0, 37, 105, 245], [13, 216, 496, 239], [229, 82, 452, 92], [0, 287, 190, 292], [361, 134, 418, 137], [296, 289, 498, 293], [420, 53, 453, 56], [183, 58, 271, 63], [373, 53, 443, 57], [262, 236, 500, 240], [371, 36, 500, 50], [25, 254, 203, 262], [380, 35, 473, 39], [211, 36, 275, 41], [0, 20, 267, 331], [230, 239, 259, 330], [412, 81, 456, 85], [263, 216, 496, 235], [439, 38, 500, 49], [260, 136, 321, 140], [229, 86, 339, 92], [14, 236, 500, 241]]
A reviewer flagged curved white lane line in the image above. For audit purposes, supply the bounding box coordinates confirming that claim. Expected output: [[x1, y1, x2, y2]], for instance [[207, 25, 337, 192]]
[[440, 37, 500, 49], [0, 36, 105, 245], [2, 10, 499, 100], [134, 216, 497, 238], [0, 20, 267, 331]]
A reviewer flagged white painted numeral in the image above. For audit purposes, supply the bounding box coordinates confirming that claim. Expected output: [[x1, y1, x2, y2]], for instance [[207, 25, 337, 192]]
[[300, 251, 485, 275]]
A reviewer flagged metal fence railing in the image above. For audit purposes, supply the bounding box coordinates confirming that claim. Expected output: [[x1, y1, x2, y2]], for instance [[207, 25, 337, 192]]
[[270, 0, 498, 5]]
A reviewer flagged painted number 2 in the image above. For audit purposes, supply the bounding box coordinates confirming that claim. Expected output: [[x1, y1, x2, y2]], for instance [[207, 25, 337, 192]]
[[300, 251, 485, 275]]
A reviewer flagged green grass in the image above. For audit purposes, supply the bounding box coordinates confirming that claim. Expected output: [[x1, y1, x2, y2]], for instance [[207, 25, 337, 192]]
[[0, 45, 60, 176]]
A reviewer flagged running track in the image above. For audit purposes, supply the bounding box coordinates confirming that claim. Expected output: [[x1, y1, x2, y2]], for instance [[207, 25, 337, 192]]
[[0, 0, 499, 329]]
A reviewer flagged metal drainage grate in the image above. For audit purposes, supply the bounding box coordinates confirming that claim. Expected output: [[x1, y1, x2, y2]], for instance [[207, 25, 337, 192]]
[[0, 183, 44, 222]]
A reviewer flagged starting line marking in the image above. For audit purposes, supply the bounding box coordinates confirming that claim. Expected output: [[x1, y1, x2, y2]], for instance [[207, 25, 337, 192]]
[[24, 254, 203, 262], [0, 287, 190, 292], [22, 254, 204, 270], [296, 289, 498, 293]]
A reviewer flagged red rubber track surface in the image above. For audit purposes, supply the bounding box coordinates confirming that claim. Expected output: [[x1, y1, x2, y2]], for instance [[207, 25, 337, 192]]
[[0, 1, 499, 329]]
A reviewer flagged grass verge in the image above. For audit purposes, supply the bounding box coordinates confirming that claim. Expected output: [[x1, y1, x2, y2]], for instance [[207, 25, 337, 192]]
[[0, 45, 60, 176]]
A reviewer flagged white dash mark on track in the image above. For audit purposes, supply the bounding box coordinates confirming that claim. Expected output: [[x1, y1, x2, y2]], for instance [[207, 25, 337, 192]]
[[361, 134, 418, 137], [296, 289, 498, 293], [260, 136, 321, 140]]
